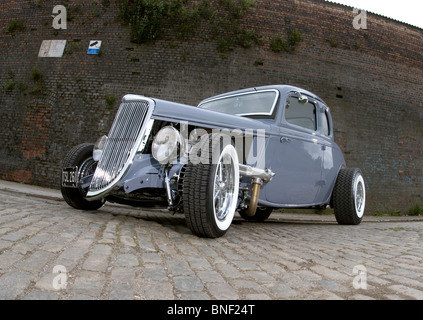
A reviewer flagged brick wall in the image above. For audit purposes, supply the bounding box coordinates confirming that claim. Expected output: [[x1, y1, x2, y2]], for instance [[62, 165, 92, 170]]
[[0, 0, 422, 214]]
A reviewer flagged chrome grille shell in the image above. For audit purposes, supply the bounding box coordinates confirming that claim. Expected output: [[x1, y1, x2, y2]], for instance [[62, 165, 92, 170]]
[[87, 96, 155, 199]]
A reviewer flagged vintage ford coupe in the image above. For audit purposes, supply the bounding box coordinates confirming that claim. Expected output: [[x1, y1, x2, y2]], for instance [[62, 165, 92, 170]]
[[61, 85, 366, 238]]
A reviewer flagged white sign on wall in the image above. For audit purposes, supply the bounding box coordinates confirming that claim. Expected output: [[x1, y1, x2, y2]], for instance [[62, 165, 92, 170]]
[[38, 40, 67, 58]]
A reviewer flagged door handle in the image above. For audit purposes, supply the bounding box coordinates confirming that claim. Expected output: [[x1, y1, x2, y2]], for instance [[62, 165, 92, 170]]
[[280, 137, 291, 143]]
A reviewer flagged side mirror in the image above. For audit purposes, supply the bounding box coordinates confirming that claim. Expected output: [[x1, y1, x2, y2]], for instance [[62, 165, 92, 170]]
[[293, 91, 309, 104], [298, 95, 308, 104]]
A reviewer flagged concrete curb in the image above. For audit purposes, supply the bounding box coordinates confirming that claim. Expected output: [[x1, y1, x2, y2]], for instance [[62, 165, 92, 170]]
[[0, 179, 62, 201], [1, 179, 422, 223]]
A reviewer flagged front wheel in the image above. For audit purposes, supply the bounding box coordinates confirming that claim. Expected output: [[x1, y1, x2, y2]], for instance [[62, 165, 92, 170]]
[[333, 168, 366, 225], [183, 134, 240, 238], [61, 143, 105, 211]]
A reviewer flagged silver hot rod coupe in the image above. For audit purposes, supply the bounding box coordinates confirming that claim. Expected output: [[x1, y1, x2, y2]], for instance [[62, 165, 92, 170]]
[[61, 85, 366, 238]]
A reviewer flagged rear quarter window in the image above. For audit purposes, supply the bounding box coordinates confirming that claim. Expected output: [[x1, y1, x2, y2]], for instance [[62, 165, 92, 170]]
[[321, 110, 330, 136], [285, 96, 317, 131]]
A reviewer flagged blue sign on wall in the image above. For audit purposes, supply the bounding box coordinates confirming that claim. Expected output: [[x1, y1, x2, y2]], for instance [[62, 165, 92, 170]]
[[88, 40, 102, 54]]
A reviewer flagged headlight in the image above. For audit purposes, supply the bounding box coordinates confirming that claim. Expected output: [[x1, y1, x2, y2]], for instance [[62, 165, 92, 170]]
[[152, 126, 183, 164], [93, 135, 108, 162]]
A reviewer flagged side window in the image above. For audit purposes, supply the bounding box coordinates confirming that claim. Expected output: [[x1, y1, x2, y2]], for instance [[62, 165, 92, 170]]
[[285, 96, 317, 131], [321, 110, 330, 136]]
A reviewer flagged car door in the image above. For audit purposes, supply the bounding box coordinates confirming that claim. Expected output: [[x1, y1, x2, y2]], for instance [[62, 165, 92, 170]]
[[315, 104, 346, 204], [264, 94, 324, 205]]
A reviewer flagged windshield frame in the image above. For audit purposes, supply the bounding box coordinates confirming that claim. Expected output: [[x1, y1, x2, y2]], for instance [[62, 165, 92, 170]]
[[197, 89, 280, 118]]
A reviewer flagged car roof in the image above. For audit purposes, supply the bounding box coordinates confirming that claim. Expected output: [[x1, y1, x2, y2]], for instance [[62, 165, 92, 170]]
[[198, 85, 326, 106]]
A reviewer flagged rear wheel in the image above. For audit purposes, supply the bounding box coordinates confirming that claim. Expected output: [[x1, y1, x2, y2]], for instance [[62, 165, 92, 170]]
[[333, 168, 366, 225], [61, 143, 105, 210], [183, 134, 240, 238]]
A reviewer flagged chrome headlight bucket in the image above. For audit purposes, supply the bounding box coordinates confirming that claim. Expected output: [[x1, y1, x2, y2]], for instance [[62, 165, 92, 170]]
[[152, 126, 184, 164], [93, 135, 108, 162]]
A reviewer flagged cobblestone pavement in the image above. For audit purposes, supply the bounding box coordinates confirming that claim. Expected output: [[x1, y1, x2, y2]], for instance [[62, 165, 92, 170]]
[[1, 180, 423, 300]]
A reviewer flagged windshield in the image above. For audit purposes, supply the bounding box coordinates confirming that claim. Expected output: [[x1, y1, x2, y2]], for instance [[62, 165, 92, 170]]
[[198, 90, 279, 117]]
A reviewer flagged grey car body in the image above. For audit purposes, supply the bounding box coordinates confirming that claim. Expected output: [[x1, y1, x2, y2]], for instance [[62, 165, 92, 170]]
[[61, 85, 366, 238]]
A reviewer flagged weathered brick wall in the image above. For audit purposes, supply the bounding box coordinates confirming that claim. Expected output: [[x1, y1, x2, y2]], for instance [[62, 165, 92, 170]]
[[0, 0, 422, 214]]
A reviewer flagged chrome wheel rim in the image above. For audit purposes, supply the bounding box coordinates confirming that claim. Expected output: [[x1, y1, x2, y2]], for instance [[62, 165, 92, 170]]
[[79, 157, 97, 179], [78, 157, 97, 195], [211, 144, 239, 231], [213, 154, 236, 221], [354, 175, 366, 218]]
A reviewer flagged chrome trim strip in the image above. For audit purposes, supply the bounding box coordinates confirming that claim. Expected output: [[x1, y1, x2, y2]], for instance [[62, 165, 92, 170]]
[[137, 119, 154, 153]]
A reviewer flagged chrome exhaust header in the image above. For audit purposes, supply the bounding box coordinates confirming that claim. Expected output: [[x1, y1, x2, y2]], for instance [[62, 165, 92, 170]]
[[239, 164, 275, 182], [239, 164, 275, 216]]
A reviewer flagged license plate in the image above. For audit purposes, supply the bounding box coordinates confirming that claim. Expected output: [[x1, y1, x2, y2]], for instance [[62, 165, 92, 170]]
[[62, 167, 79, 188]]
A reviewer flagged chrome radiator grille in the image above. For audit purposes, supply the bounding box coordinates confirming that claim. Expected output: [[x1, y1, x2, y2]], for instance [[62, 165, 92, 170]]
[[87, 98, 154, 199]]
